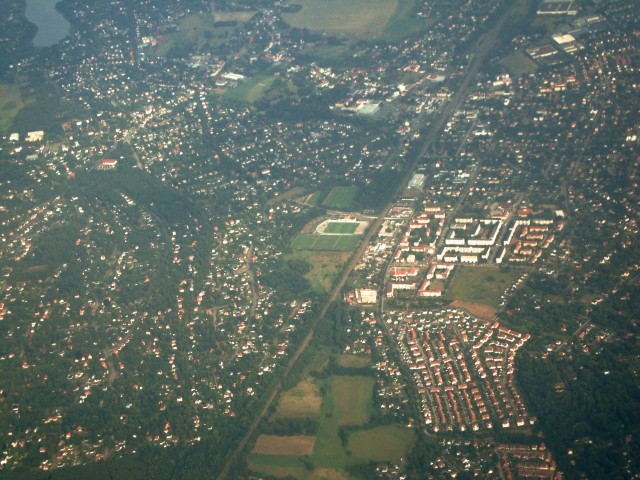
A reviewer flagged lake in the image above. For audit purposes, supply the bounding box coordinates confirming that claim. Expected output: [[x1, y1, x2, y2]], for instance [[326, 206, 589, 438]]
[[25, 0, 70, 47]]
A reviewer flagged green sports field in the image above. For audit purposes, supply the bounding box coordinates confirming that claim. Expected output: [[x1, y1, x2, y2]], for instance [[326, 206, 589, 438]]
[[322, 186, 359, 210], [323, 222, 360, 234]]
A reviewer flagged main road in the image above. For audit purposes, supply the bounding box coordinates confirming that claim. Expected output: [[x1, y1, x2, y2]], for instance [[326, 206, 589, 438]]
[[216, 2, 529, 477]]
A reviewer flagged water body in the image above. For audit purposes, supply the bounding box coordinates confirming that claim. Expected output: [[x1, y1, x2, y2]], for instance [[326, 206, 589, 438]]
[[25, 0, 70, 47]]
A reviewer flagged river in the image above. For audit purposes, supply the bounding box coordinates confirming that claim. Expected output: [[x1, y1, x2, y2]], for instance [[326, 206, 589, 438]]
[[25, 0, 70, 47]]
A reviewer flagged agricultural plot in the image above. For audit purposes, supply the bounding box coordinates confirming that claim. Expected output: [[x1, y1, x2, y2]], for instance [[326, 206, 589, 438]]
[[348, 424, 414, 462], [248, 453, 305, 479], [253, 435, 316, 456], [322, 186, 359, 210], [291, 234, 359, 252], [251, 355, 412, 478]]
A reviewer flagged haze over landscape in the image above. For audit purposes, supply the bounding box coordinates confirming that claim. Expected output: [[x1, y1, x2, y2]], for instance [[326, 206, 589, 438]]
[[0, 0, 639, 479]]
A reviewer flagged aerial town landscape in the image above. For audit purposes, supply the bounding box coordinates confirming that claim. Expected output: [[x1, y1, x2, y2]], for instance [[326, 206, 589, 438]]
[[0, 0, 639, 479]]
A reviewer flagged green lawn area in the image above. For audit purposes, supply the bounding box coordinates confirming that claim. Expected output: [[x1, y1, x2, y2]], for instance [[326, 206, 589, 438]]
[[251, 353, 411, 479], [275, 378, 324, 417], [323, 186, 359, 210], [155, 10, 254, 57], [306, 192, 323, 206], [291, 234, 359, 252], [348, 424, 414, 462], [0, 83, 24, 132], [282, 0, 426, 41], [337, 355, 371, 368], [282, 0, 397, 37], [323, 222, 359, 234], [382, 0, 431, 41], [222, 74, 276, 103], [247, 453, 305, 479], [287, 250, 351, 293], [446, 266, 520, 307], [332, 376, 374, 426], [310, 376, 373, 469]]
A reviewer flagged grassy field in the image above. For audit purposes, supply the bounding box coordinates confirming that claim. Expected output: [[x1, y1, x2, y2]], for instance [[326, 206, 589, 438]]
[[282, 0, 397, 37], [323, 222, 359, 234], [253, 435, 316, 456], [156, 9, 254, 56], [275, 379, 323, 417], [382, 0, 430, 41], [446, 266, 520, 308], [211, 8, 256, 23], [310, 375, 374, 468], [332, 376, 374, 426], [247, 453, 305, 478], [291, 234, 359, 252], [348, 424, 414, 462], [0, 84, 24, 132], [310, 469, 351, 480], [305, 192, 323, 206], [222, 74, 276, 103], [323, 186, 359, 210], [287, 250, 351, 293], [251, 352, 412, 479], [337, 355, 371, 368]]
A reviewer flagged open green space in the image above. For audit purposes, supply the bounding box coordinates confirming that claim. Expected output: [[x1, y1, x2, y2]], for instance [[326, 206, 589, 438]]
[[222, 74, 276, 103], [322, 222, 359, 235], [305, 192, 323, 206], [323, 186, 359, 210], [247, 453, 305, 478], [0, 83, 24, 132], [337, 354, 371, 368], [331, 376, 374, 426], [382, 0, 431, 41], [309, 375, 375, 469], [287, 250, 351, 293], [282, 0, 426, 41], [446, 266, 520, 308], [253, 435, 316, 455], [348, 424, 414, 462], [155, 9, 255, 57], [282, 0, 397, 37], [251, 351, 413, 479], [275, 379, 324, 417], [291, 234, 359, 252]]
